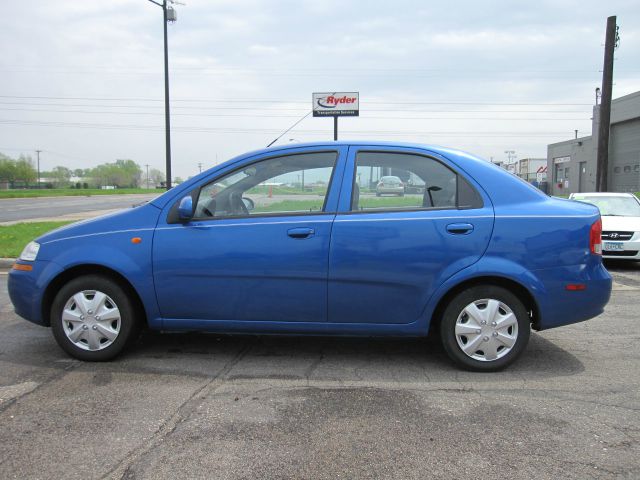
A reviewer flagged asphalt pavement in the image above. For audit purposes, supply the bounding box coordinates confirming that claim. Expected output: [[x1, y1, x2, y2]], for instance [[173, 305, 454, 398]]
[[0, 262, 639, 479], [0, 193, 159, 224]]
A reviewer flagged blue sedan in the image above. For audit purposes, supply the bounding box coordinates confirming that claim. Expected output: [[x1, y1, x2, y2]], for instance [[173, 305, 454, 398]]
[[8, 142, 612, 371]]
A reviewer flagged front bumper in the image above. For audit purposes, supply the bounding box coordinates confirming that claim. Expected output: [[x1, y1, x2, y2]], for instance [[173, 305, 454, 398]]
[[8, 260, 61, 326], [602, 234, 640, 260]]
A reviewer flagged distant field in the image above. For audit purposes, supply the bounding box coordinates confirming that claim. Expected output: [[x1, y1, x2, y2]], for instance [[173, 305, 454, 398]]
[[0, 221, 74, 257], [0, 188, 157, 199], [252, 194, 424, 213]]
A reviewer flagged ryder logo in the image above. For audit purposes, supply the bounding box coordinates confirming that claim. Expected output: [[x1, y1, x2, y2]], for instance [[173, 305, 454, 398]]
[[312, 92, 359, 117], [316, 95, 357, 108]]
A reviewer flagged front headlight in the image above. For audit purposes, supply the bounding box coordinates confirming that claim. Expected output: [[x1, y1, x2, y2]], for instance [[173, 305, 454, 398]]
[[19, 241, 40, 261]]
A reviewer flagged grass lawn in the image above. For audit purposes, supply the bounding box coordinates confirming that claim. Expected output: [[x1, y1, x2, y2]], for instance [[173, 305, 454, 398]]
[[0, 188, 156, 199], [252, 195, 424, 213], [0, 222, 73, 258], [253, 199, 324, 213]]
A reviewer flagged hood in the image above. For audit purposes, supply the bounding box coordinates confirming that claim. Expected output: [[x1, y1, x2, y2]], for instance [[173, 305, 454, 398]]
[[601, 215, 640, 232], [36, 203, 161, 244]]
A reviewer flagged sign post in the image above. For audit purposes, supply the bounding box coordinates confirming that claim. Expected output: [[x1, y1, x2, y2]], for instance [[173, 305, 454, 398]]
[[313, 92, 359, 141]]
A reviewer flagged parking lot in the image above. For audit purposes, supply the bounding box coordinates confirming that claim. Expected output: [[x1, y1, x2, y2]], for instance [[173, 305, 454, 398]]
[[1, 262, 639, 480]]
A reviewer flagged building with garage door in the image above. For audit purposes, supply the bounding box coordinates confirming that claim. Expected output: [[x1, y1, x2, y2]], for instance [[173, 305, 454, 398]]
[[547, 90, 640, 195]]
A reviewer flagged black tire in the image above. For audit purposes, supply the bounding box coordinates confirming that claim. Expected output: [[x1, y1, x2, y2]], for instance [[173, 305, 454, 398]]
[[439, 285, 530, 372], [50, 275, 140, 361]]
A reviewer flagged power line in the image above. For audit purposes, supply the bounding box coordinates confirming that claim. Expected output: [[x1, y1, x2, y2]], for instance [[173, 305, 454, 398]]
[[0, 95, 594, 106], [0, 119, 581, 137], [0, 106, 593, 121], [0, 103, 591, 115]]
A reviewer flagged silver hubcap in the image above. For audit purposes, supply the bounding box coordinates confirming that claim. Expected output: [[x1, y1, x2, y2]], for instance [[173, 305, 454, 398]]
[[455, 298, 518, 362], [62, 290, 121, 351]]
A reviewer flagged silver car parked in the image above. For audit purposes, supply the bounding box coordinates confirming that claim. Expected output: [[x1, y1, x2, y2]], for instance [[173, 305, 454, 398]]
[[376, 176, 405, 196]]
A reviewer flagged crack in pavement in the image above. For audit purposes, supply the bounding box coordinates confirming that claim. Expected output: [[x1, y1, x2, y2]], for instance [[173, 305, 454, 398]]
[[102, 342, 254, 480]]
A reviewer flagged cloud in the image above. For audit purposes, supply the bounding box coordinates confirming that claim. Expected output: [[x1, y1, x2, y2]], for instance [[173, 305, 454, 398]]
[[248, 44, 280, 56], [0, 0, 638, 176]]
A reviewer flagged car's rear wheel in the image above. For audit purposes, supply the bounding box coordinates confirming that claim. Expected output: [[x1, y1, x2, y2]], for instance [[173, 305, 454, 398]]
[[440, 285, 530, 371], [50, 275, 140, 361]]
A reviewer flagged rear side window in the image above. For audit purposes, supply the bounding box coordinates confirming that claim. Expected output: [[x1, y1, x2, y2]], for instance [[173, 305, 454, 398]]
[[351, 151, 482, 212]]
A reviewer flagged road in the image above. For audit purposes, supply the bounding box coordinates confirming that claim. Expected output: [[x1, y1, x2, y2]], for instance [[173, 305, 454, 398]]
[[0, 262, 638, 479], [0, 194, 159, 223]]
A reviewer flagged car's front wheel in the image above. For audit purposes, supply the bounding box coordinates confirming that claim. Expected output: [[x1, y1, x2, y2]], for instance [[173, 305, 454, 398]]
[[50, 275, 140, 361], [440, 285, 530, 371]]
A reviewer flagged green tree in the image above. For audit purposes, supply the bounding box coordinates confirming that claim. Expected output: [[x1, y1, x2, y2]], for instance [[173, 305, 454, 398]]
[[115, 159, 142, 187], [0, 153, 36, 186], [15, 156, 37, 184], [0, 154, 17, 183], [89, 159, 142, 188], [50, 166, 72, 187], [143, 168, 165, 188]]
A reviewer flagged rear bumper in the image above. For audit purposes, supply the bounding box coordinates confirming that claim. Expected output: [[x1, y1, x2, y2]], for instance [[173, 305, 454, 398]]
[[533, 261, 612, 330], [376, 187, 404, 195]]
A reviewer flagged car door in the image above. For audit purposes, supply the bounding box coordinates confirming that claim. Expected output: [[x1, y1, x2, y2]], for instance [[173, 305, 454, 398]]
[[153, 147, 346, 326], [328, 146, 494, 325]]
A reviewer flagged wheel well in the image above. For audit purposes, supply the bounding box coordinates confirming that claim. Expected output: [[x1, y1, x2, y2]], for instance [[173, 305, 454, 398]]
[[41, 265, 148, 327], [430, 276, 540, 333]]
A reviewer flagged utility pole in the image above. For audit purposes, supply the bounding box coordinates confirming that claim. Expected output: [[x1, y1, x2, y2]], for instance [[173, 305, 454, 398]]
[[147, 0, 178, 190], [596, 15, 618, 192], [35, 150, 41, 189], [197, 162, 202, 173], [145, 164, 150, 189]]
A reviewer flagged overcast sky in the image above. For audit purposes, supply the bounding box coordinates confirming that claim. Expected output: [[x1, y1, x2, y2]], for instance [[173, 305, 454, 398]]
[[1, 0, 639, 180]]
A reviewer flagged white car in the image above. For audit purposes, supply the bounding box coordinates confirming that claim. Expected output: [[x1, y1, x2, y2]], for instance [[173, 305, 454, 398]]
[[569, 192, 640, 261]]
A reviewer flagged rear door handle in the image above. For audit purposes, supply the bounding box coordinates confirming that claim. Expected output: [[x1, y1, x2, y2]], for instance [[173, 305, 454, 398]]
[[446, 223, 474, 235], [287, 227, 315, 239]]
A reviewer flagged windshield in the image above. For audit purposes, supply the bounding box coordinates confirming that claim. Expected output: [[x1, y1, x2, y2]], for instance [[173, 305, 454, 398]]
[[573, 195, 640, 217]]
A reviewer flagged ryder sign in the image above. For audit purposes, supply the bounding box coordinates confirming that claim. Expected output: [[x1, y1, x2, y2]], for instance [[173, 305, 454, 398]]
[[313, 92, 359, 117]]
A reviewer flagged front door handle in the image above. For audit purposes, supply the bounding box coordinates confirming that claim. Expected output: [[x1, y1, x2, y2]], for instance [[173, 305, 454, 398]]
[[446, 223, 474, 235], [287, 227, 315, 239]]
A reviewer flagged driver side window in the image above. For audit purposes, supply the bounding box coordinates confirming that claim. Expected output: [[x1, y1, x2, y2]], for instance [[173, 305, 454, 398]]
[[194, 151, 338, 219]]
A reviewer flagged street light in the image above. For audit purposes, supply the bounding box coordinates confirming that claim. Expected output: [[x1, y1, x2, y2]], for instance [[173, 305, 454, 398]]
[[504, 150, 517, 163], [147, 0, 178, 190]]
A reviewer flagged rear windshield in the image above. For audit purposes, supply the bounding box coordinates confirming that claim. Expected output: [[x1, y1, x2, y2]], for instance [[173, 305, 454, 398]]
[[381, 176, 401, 184]]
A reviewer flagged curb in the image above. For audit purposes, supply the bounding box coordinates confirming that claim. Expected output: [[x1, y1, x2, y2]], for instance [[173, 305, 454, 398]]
[[0, 258, 16, 268]]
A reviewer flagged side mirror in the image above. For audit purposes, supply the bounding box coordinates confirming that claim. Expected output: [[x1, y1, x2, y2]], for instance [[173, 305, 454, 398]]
[[178, 196, 194, 222]]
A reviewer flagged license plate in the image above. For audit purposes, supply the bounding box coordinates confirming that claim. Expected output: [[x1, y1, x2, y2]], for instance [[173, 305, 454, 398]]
[[604, 242, 624, 251]]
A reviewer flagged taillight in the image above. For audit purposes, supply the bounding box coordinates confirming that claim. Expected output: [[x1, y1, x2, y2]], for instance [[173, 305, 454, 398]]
[[590, 218, 602, 255]]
